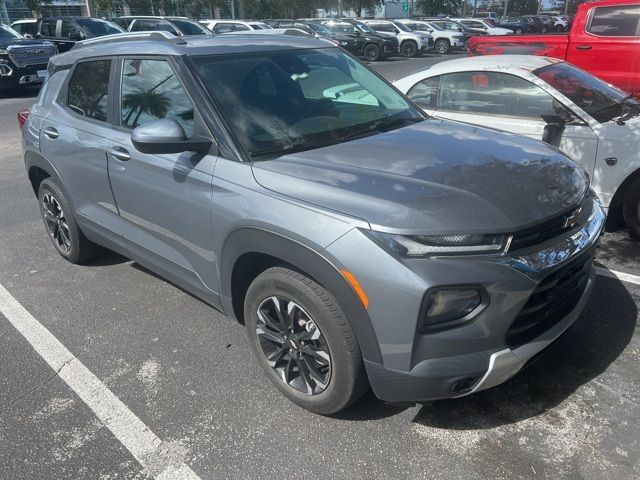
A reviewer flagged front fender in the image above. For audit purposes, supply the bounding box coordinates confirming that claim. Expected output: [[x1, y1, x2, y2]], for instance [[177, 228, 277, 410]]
[[219, 227, 382, 364]]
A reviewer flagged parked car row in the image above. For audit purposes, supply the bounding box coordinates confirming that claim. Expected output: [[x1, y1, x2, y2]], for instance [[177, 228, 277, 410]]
[[19, 29, 610, 416], [472, 13, 573, 33]]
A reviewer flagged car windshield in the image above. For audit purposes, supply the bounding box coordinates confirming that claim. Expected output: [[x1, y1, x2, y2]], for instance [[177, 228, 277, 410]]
[[308, 23, 332, 35], [534, 62, 640, 123], [392, 21, 412, 32], [324, 22, 354, 34], [172, 19, 210, 35], [426, 22, 442, 31], [251, 23, 270, 30], [76, 18, 124, 36], [1, 24, 22, 38], [354, 21, 376, 34], [192, 48, 423, 159]]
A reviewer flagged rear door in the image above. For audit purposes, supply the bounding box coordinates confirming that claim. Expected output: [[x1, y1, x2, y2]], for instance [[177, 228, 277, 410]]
[[568, 4, 640, 94], [105, 57, 218, 295], [39, 58, 122, 236]]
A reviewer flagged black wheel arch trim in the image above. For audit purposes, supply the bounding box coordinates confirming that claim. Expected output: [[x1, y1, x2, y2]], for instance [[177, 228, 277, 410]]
[[25, 151, 76, 212], [220, 227, 382, 364]]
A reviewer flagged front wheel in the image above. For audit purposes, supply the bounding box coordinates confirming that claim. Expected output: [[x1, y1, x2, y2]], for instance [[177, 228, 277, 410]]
[[622, 178, 640, 239], [434, 39, 450, 55], [515, 28, 523, 34], [244, 267, 368, 414], [401, 40, 418, 57], [362, 43, 381, 62]]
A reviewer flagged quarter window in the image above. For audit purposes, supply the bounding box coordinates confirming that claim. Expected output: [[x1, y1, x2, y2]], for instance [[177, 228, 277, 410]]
[[588, 6, 640, 36], [67, 59, 111, 122], [120, 59, 195, 138], [439, 71, 557, 119]]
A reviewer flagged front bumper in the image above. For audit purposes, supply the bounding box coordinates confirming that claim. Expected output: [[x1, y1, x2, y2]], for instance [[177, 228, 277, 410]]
[[0, 62, 48, 87], [324, 194, 605, 403]]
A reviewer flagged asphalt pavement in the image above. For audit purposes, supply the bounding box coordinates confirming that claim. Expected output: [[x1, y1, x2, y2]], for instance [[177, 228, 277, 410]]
[[0, 54, 639, 480]]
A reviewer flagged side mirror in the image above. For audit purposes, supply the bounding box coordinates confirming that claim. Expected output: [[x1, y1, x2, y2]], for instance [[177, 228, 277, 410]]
[[354, 28, 361, 35], [68, 30, 83, 40], [131, 118, 211, 155], [541, 115, 566, 147]]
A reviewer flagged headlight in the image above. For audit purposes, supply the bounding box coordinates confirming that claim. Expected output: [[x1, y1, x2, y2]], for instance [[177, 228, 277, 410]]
[[420, 287, 486, 331], [365, 230, 512, 257]]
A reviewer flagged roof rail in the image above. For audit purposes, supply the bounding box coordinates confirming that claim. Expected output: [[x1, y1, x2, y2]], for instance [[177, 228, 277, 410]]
[[72, 31, 187, 50]]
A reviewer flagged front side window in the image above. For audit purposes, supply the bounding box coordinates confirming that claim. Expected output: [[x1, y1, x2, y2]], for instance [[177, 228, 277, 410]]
[[214, 23, 235, 33], [192, 48, 423, 159], [131, 20, 159, 32], [40, 20, 57, 37], [120, 59, 195, 138], [171, 19, 210, 35], [76, 18, 123, 36], [61, 20, 82, 39], [588, 6, 640, 36], [67, 59, 111, 122], [439, 71, 557, 118], [231, 23, 250, 31]]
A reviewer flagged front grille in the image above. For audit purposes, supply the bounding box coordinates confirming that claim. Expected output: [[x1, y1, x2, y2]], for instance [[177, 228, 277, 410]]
[[8, 45, 57, 68], [509, 204, 581, 251], [505, 247, 595, 348]]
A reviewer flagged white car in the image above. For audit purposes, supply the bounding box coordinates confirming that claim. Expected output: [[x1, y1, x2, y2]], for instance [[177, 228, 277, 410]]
[[200, 19, 272, 33], [394, 55, 640, 238], [359, 19, 433, 57], [552, 16, 569, 32], [10, 19, 37, 37], [395, 19, 464, 54], [451, 18, 514, 35]]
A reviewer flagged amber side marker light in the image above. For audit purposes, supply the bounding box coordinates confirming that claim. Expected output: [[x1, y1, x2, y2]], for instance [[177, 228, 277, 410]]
[[341, 270, 369, 309]]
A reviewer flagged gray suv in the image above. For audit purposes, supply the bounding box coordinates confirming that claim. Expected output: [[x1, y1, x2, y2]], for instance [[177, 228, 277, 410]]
[[21, 32, 605, 414]]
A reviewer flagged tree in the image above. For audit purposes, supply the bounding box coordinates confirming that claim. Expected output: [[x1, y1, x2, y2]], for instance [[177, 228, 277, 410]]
[[123, 87, 171, 127], [343, 0, 383, 17], [416, 0, 465, 16]]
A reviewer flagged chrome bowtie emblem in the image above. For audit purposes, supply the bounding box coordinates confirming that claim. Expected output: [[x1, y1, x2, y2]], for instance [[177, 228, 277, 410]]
[[562, 207, 582, 229]]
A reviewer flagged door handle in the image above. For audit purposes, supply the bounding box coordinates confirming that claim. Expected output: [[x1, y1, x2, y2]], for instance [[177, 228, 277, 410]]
[[575, 45, 592, 51], [43, 126, 58, 139], [109, 146, 130, 162]]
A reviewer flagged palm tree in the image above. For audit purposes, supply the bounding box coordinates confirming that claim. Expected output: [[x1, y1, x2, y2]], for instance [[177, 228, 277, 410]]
[[123, 87, 171, 128]]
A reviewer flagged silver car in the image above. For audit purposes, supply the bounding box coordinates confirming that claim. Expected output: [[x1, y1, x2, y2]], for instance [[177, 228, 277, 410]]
[[21, 32, 604, 414]]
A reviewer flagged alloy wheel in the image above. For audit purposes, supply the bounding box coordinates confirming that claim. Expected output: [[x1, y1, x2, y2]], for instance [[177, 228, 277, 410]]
[[435, 40, 448, 54], [42, 192, 71, 252], [363, 44, 380, 62], [255, 296, 331, 395], [402, 42, 416, 57]]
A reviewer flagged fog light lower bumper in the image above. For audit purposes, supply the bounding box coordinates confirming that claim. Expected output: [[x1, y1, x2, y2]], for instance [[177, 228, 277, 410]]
[[419, 286, 488, 332]]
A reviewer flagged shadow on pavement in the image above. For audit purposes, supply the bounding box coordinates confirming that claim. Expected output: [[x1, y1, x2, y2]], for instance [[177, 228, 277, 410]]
[[0, 86, 40, 99], [596, 233, 640, 266], [411, 275, 637, 429], [83, 249, 129, 267]]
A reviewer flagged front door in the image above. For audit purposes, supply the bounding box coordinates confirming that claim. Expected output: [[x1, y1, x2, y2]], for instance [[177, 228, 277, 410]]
[[106, 57, 218, 298]]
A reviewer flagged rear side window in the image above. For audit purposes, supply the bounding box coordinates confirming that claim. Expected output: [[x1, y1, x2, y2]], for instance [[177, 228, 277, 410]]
[[588, 6, 640, 36], [131, 19, 159, 32], [120, 59, 195, 138], [214, 23, 235, 33], [407, 76, 441, 108], [40, 20, 57, 37], [67, 59, 111, 122]]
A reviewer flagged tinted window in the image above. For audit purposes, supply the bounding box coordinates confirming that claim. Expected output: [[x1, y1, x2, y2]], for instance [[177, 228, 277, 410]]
[[407, 76, 441, 108], [61, 20, 82, 39], [120, 59, 195, 138], [371, 24, 396, 33], [76, 18, 123, 36], [214, 23, 235, 33], [588, 6, 640, 36], [67, 60, 111, 122], [171, 19, 210, 35], [156, 21, 179, 35], [12, 22, 36, 36], [40, 20, 57, 37], [440, 71, 556, 118], [232, 23, 250, 31], [130, 19, 159, 32], [0, 24, 21, 38]]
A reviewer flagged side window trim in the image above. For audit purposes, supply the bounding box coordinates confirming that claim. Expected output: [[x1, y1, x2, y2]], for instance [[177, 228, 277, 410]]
[[586, 5, 640, 37], [58, 57, 114, 126]]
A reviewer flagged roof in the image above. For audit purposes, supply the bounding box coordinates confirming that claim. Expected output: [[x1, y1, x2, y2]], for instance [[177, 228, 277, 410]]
[[117, 16, 189, 20], [50, 32, 334, 68], [394, 55, 561, 83]]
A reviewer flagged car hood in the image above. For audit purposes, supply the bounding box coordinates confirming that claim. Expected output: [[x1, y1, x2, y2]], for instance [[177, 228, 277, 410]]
[[251, 119, 588, 234], [0, 38, 53, 49]]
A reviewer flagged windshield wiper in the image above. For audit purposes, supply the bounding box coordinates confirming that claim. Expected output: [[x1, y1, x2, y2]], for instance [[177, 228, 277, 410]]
[[614, 93, 640, 125], [337, 116, 422, 143]]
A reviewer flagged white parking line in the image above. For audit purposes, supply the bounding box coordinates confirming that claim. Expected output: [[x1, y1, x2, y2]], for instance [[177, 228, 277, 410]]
[[0, 283, 202, 480], [596, 267, 640, 286]]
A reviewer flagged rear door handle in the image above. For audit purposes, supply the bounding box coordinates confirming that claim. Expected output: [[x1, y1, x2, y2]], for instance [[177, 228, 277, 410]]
[[43, 126, 58, 139], [575, 45, 592, 51], [109, 146, 130, 162]]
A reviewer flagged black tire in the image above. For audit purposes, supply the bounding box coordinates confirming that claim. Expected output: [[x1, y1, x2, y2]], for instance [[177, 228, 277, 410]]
[[401, 40, 418, 57], [434, 38, 450, 55], [362, 42, 381, 62], [555, 25, 564, 32], [542, 26, 548, 33], [244, 266, 368, 414], [622, 178, 640, 239], [38, 178, 100, 264], [515, 28, 523, 34]]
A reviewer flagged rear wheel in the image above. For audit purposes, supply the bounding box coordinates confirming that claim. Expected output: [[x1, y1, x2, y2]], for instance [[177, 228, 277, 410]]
[[515, 28, 523, 34], [401, 40, 418, 57], [363, 43, 381, 62], [622, 178, 640, 239], [244, 266, 368, 414], [38, 178, 100, 264], [434, 39, 450, 55], [555, 25, 565, 32]]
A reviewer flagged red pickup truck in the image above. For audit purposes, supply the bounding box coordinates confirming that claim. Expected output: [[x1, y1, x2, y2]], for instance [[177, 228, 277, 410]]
[[468, 0, 640, 94]]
